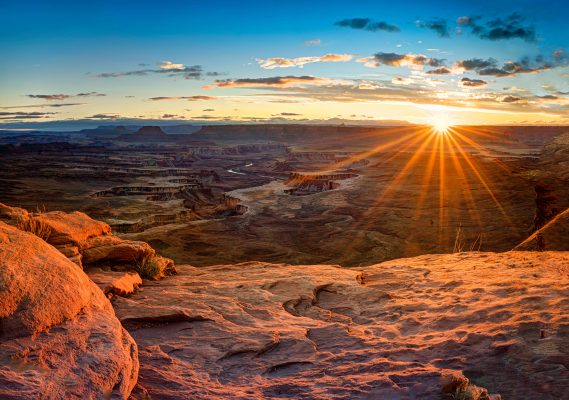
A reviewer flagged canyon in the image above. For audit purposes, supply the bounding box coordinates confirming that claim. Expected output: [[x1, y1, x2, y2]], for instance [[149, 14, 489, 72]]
[[2, 124, 567, 267], [1, 124, 569, 399]]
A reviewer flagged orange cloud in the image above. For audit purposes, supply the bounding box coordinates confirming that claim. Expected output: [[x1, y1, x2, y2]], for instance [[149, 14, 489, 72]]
[[257, 54, 353, 69], [206, 75, 344, 89]]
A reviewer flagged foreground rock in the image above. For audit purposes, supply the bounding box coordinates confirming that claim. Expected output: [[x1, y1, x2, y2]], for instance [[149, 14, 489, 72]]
[[0, 222, 138, 399], [115, 252, 568, 399]]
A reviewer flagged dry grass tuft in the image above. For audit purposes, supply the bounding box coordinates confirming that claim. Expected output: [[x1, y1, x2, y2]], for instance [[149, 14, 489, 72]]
[[17, 217, 51, 241], [453, 225, 482, 253]]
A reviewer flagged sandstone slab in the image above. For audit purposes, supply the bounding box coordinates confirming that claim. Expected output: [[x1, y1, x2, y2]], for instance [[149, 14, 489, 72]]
[[33, 210, 112, 247], [82, 235, 155, 264]]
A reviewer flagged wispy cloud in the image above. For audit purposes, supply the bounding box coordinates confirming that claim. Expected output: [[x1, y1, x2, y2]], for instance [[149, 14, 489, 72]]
[[26, 94, 71, 101], [0, 111, 56, 120], [85, 113, 121, 119], [257, 54, 353, 69], [159, 61, 185, 70], [304, 38, 321, 46], [149, 95, 217, 101], [26, 92, 105, 100], [1, 103, 85, 109], [95, 61, 222, 80], [334, 18, 400, 33], [76, 92, 106, 97]]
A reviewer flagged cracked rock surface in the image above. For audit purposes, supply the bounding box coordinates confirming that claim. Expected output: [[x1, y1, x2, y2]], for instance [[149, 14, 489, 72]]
[[116, 253, 569, 399]]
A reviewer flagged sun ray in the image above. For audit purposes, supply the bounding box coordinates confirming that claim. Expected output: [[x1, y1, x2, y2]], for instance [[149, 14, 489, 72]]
[[445, 131, 518, 232], [342, 128, 438, 255]]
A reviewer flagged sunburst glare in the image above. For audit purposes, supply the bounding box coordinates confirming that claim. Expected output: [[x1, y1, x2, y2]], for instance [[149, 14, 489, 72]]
[[431, 115, 453, 135]]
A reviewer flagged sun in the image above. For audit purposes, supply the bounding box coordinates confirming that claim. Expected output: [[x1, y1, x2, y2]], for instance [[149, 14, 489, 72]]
[[430, 115, 453, 135]]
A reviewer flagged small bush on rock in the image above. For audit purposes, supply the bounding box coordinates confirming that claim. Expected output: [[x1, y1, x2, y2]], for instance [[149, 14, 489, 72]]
[[135, 255, 164, 280]]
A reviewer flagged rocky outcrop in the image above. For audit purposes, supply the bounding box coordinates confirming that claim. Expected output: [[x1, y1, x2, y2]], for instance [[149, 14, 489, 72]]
[[0, 222, 138, 399], [218, 194, 248, 215], [285, 179, 340, 195], [284, 172, 357, 195], [82, 235, 156, 264], [0, 203, 175, 277], [284, 172, 358, 196], [114, 252, 568, 399]]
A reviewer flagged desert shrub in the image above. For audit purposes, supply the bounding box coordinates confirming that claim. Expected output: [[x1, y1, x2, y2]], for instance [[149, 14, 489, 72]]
[[450, 386, 490, 400], [135, 255, 164, 280], [17, 217, 51, 241]]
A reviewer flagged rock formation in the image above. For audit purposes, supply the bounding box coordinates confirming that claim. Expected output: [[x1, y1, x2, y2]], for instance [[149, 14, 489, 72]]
[[0, 203, 175, 278], [284, 172, 357, 195], [0, 222, 139, 399]]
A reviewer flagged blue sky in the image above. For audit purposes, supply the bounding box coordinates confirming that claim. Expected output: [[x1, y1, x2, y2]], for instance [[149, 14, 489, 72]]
[[1, 0, 569, 127]]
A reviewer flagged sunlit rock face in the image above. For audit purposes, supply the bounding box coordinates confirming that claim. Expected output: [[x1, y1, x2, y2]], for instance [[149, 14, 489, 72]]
[[0, 222, 139, 399], [115, 252, 568, 399]]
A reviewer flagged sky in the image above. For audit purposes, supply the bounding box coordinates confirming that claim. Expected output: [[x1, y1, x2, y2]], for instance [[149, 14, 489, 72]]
[[1, 0, 569, 128]]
